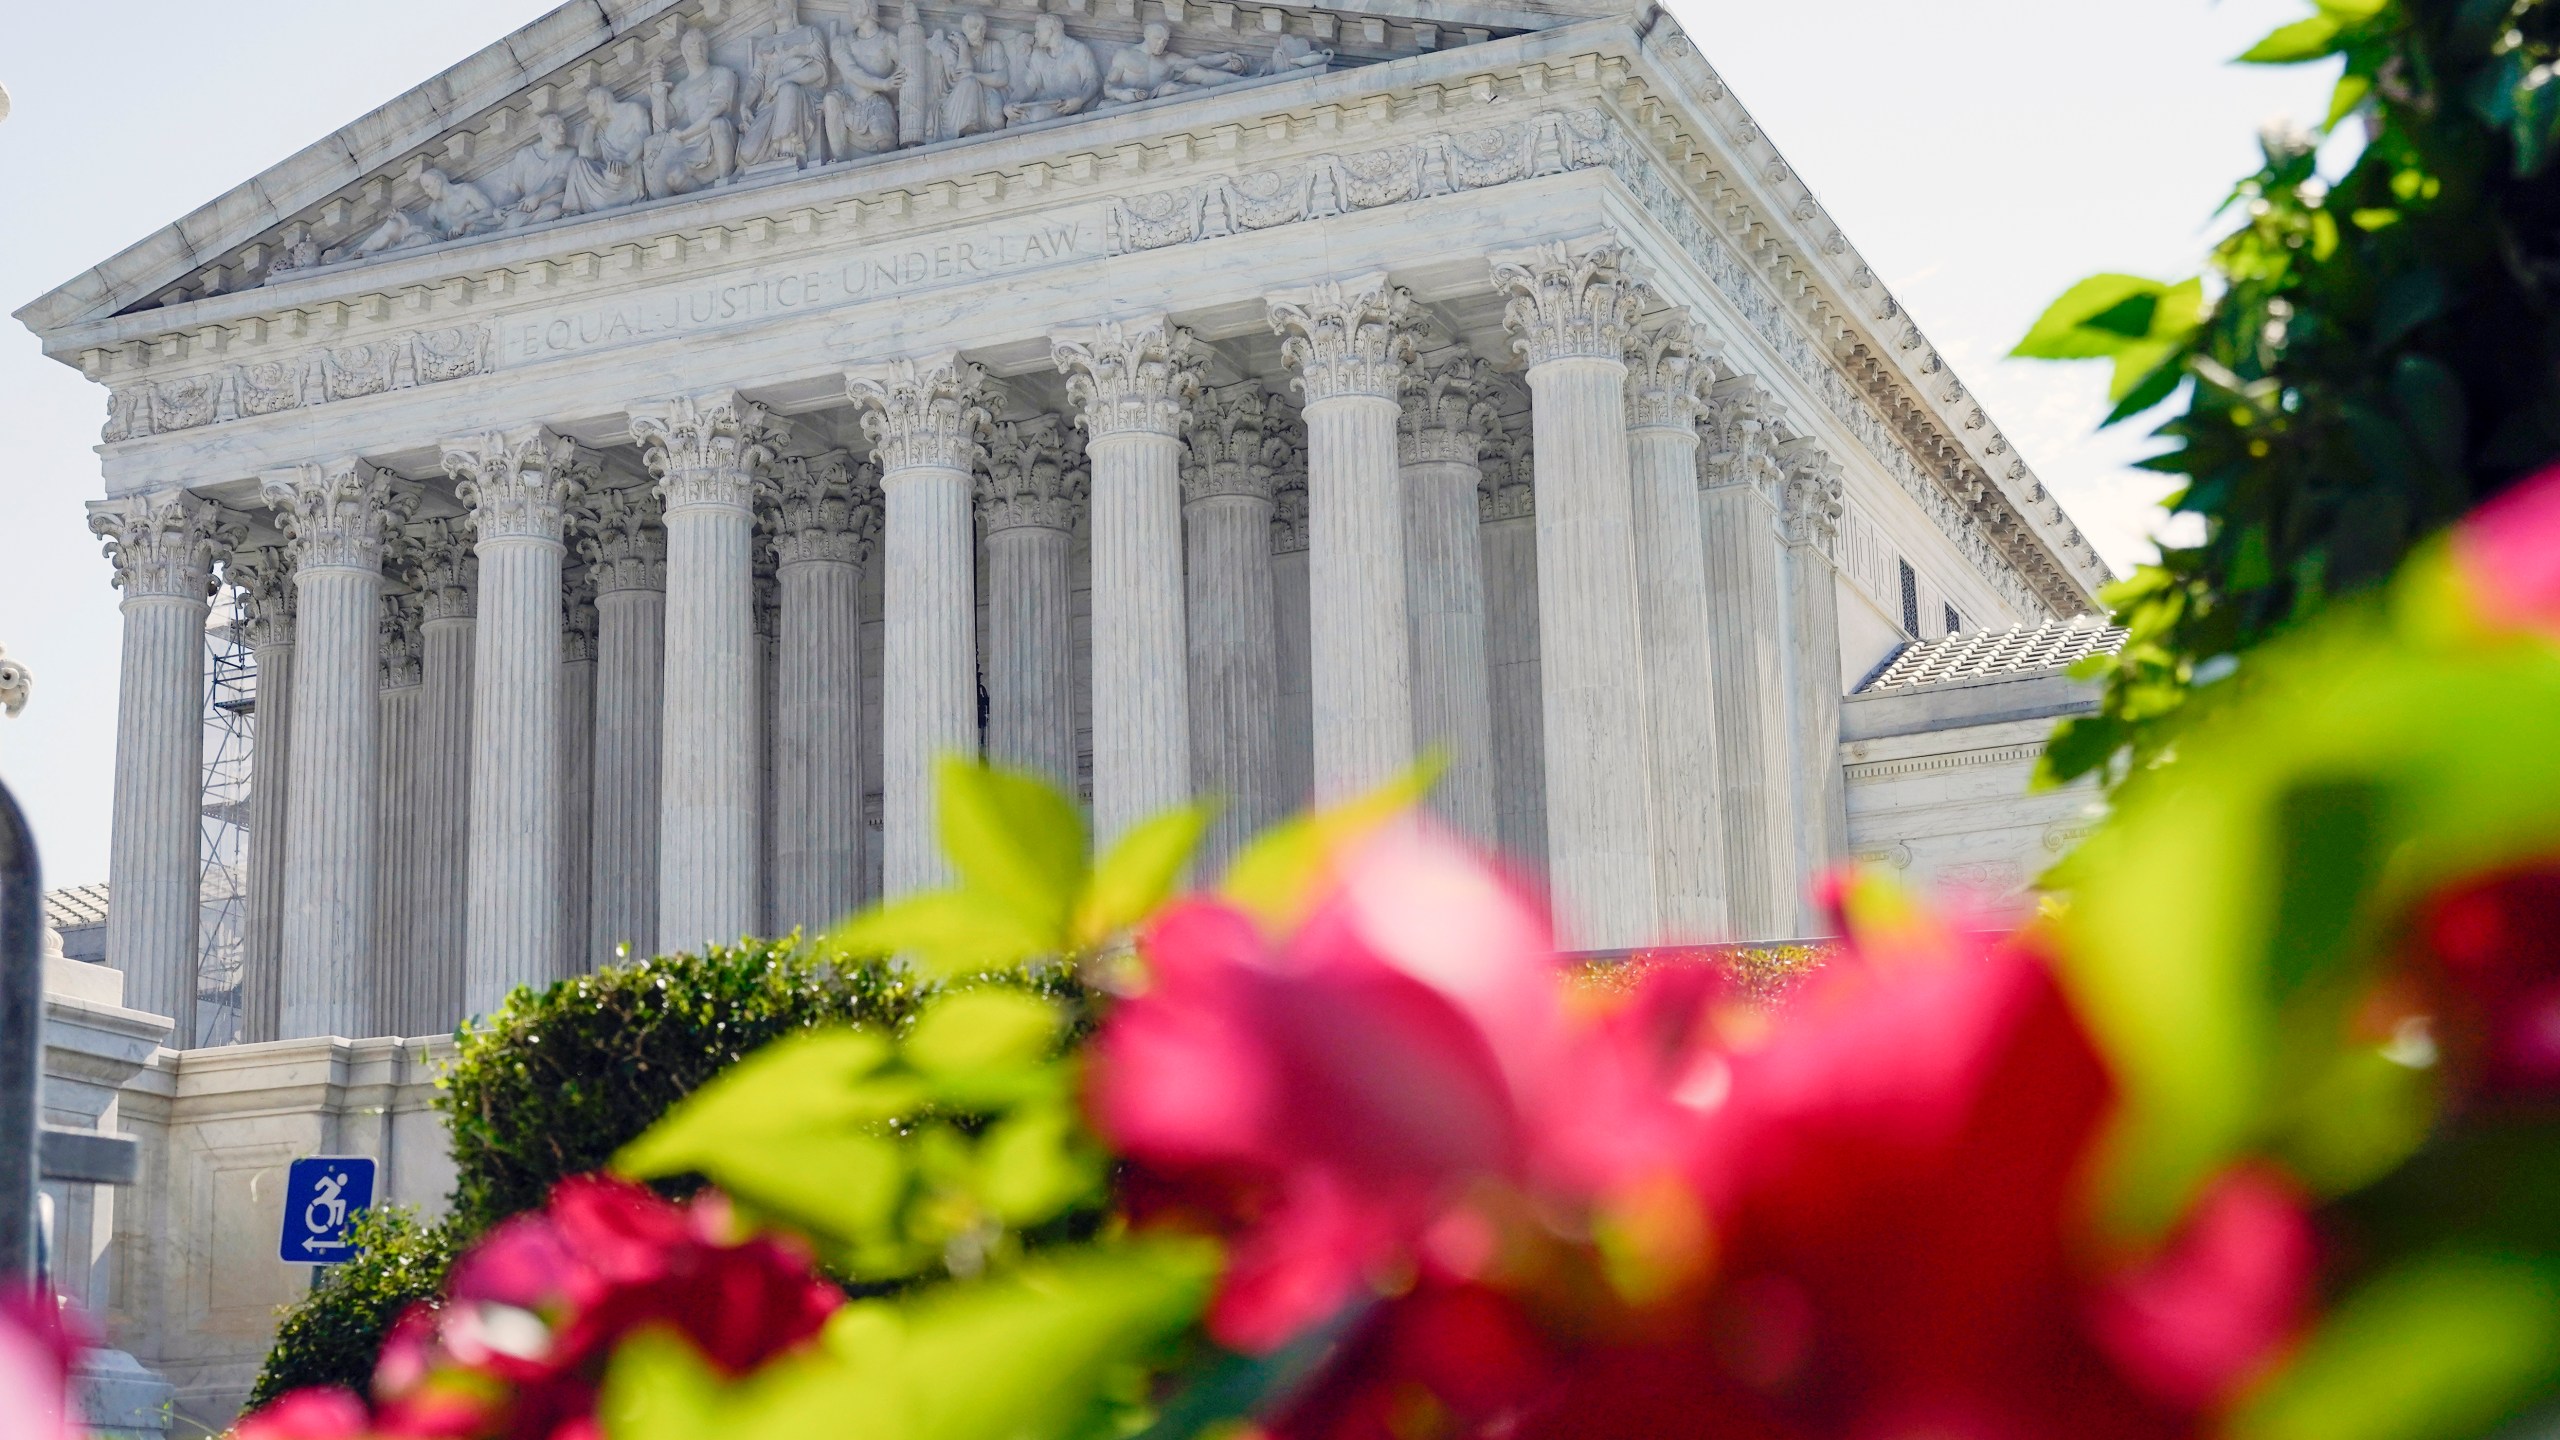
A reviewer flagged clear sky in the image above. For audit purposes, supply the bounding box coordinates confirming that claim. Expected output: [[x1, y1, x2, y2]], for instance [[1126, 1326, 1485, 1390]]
[[0, 1, 2334, 887]]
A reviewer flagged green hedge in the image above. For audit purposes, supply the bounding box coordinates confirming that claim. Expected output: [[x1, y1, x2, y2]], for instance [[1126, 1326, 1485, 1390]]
[[250, 939, 925, 1406]]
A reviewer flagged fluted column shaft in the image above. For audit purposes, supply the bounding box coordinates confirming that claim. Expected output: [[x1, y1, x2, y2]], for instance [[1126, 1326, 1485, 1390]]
[[1058, 320, 1199, 847], [1183, 475, 1280, 877], [413, 609, 473, 1029], [1480, 498, 1549, 873], [257, 462, 396, 1038], [850, 356, 989, 898], [230, 547, 296, 1044], [1495, 242, 1660, 948], [1399, 356, 1498, 845], [985, 524, 1077, 789], [1701, 484, 1792, 939], [559, 618, 596, 980], [1271, 502, 1315, 812], [592, 585, 665, 960], [453, 429, 581, 1014], [90, 491, 227, 1042], [375, 669, 422, 1034], [1270, 279, 1418, 799], [1626, 324, 1729, 939], [776, 556, 864, 930], [636, 392, 774, 951], [584, 486, 667, 963], [1779, 446, 1850, 935]]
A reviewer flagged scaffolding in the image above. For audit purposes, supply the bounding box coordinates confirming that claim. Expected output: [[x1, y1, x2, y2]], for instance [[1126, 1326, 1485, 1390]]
[[195, 596, 255, 1047]]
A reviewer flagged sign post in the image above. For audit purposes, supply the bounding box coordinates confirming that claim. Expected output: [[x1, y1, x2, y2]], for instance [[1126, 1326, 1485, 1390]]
[[278, 1156, 377, 1274]]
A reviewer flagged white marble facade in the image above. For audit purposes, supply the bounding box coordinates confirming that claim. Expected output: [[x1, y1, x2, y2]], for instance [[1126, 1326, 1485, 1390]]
[[28, 0, 2114, 1046]]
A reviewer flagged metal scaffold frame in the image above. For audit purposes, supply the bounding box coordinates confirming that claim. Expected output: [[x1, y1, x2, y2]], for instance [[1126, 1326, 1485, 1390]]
[[195, 594, 255, 1048]]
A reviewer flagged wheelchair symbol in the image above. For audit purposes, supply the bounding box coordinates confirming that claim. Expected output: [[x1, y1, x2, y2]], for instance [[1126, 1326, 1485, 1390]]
[[303, 1171, 351, 1250]]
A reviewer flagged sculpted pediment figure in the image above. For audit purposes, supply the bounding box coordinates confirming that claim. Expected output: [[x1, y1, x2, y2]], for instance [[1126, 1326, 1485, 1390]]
[[825, 0, 906, 157], [334, 168, 498, 262], [1102, 21, 1249, 105], [567, 82, 652, 214], [1003, 15, 1101, 124], [741, 0, 831, 169], [640, 24, 741, 197]]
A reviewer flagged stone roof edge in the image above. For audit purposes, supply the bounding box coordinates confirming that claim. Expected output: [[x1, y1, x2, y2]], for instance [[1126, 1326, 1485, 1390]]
[[13, 0, 1591, 336], [1614, 8, 2107, 612]]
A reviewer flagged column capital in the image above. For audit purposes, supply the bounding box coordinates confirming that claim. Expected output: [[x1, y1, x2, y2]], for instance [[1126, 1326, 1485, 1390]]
[[380, 591, 424, 690], [1270, 479, 1311, 555], [1267, 274, 1421, 404], [86, 489, 235, 601], [1778, 438, 1845, 554], [577, 484, 669, 594], [980, 416, 1087, 533], [1701, 375, 1786, 509], [1398, 349, 1498, 468], [773, 451, 879, 564], [446, 426, 592, 543], [1491, 237, 1652, 367], [258, 458, 408, 574], [631, 390, 779, 513], [1477, 419, 1536, 522], [1053, 317, 1204, 440], [1183, 383, 1286, 504], [563, 566, 601, 664], [1624, 313, 1711, 435], [846, 353, 991, 476], [227, 544, 300, 649], [408, 517, 479, 623]]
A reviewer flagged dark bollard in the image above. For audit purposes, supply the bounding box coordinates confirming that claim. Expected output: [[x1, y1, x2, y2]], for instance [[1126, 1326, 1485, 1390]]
[[0, 779, 42, 1292]]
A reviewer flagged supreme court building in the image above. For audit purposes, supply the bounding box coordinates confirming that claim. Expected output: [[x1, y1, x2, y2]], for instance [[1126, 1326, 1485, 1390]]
[[18, 0, 2113, 1420]]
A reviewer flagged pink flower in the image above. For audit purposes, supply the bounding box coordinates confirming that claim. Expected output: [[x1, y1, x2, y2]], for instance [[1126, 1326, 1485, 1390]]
[[234, 1387, 375, 1440], [0, 1294, 90, 1440], [2412, 862, 2560, 1097], [2453, 461, 2560, 637], [1093, 828, 1569, 1350]]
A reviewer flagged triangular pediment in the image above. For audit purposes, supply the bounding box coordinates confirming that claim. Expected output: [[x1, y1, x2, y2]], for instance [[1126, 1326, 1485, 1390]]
[[18, 0, 1585, 335]]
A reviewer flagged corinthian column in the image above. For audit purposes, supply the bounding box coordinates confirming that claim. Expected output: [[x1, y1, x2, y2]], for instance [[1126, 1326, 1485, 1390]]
[[1270, 474, 1314, 811], [1624, 316, 1730, 938], [847, 355, 989, 897], [407, 517, 476, 1030], [978, 419, 1083, 794], [580, 485, 667, 963], [1269, 277, 1419, 799], [259, 461, 397, 1038], [1698, 378, 1795, 940], [559, 575, 598, 979], [1055, 318, 1200, 848], [1492, 239, 1660, 948], [1398, 349, 1499, 846], [633, 390, 777, 951], [375, 591, 424, 1033], [1778, 439, 1849, 934], [769, 453, 871, 935], [449, 428, 585, 1014], [87, 491, 232, 1042], [1181, 384, 1283, 875], [1479, 423, 1549, 874], [228, 544, 296, 1044]]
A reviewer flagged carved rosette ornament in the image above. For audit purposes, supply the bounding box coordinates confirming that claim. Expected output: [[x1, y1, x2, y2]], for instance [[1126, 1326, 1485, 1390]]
[[1183, 383, 1287, 503], [772, 452, 872, 565], [1624, 315, 1711, 435], [1491, 239, 1652, 367], [1397, 350, 1498, 468], [1053, 318, 1203, 438], [578, 485, 669, 594], [1778, 438, 1846, 555], [379, 591, 425, 689], [632, 391, 781, 513], [1700, 375, 1786, 509], [846, 355, 992, 476], [446, 427, 591, 542], [980, 417, 1088, 532], [258, 459, 406, 573], [227, 545, 300, 649], [408, 519, 480, 622], [1267, 277, 1421, 403], [86, 490, 237, 600]]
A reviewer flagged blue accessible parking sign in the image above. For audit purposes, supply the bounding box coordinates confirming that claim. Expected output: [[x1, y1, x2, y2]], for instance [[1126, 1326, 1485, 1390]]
[[278, 1156, 377, 1265]]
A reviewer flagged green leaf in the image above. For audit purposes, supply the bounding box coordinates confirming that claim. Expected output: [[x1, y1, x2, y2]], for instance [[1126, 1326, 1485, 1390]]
[[2371, 268, 2450, 353], [936, 759, 1087, 938], [2233, 1253, 2560, 1440], [2013, 275, 2177, 360], [2239, 15, 2344, 64], [905, 990, 1064, 1080], [1220, 762, 1441, 933], [1074, 804, 1213, 949], [823, 892, 1059, 979], [2327, 72, 2375, 129], [600, 1240, 1220, 1440], [973, 1104, 1106, 1226]]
